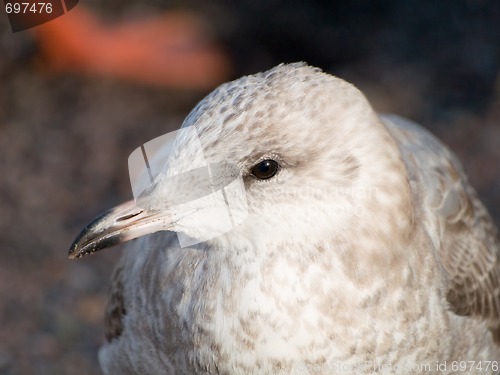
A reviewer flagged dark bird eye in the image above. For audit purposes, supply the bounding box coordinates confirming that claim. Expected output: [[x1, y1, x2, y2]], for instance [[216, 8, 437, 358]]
[[251, 159, 280, 180]]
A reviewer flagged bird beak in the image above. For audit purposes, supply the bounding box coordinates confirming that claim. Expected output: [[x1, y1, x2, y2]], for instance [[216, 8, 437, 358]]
[[68, 200, 173, 260]]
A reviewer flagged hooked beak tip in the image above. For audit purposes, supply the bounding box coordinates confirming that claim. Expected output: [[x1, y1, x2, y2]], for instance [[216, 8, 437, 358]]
[[68, 200, 172, 260]]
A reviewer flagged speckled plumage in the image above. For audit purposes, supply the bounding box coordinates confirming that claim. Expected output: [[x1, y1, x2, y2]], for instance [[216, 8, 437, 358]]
[[77, 64, 500, 374]]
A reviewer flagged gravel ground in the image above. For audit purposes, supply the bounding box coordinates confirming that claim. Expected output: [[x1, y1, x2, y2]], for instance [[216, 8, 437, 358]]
[[0, 1, 499, 374]]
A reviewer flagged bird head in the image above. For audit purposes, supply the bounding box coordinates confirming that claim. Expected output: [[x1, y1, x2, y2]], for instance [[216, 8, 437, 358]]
[[69, 63, 411, 259]]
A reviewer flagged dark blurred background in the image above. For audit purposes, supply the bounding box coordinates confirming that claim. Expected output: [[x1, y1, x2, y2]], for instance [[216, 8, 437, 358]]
[[0, 1, 499, 374]]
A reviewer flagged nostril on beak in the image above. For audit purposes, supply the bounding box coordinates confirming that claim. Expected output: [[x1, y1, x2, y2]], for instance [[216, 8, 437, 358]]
[[116, 210, 143, 222]]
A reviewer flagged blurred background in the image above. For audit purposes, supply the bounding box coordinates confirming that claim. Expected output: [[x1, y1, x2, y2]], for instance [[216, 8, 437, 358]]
[[0, 0, 499, 373]]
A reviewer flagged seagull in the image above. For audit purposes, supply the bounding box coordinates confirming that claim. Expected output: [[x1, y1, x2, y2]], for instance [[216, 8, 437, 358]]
[[69, 63, 500, 374]]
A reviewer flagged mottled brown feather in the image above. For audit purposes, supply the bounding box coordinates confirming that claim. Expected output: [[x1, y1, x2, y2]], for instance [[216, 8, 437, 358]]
[[104, 262, 126, 342], [383, 115, 500, 343]]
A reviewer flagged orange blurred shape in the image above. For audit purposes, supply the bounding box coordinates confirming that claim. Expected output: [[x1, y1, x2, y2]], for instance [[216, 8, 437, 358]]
[[34, 7, 232, 90]]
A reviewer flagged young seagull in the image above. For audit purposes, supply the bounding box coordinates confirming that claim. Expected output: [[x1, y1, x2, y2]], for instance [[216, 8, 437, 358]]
[[70, 63, 500, 374]]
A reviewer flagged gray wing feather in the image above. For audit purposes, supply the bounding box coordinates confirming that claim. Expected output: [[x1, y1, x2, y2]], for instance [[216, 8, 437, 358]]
[[382, 114, 500, 342]]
